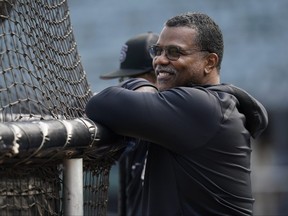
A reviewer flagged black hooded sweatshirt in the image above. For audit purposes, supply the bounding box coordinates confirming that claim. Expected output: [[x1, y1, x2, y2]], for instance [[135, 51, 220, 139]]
[[85, 78, 268, 216]]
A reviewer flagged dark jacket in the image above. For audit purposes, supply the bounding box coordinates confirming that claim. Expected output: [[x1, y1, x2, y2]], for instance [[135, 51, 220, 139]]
[[85, 78, 268, 216]]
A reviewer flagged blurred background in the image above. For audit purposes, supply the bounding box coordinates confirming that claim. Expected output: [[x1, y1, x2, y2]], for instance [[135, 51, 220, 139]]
[[68, 0, 288, 215]]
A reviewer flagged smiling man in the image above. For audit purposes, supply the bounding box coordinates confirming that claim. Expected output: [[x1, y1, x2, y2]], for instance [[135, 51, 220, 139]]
[[85, 12, 268, 215]]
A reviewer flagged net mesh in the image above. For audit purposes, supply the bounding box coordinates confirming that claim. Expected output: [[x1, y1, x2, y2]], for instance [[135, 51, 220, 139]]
[[0, 0, 115, 215], [0, 165, 62, 216], [0, 0, 90, 121]]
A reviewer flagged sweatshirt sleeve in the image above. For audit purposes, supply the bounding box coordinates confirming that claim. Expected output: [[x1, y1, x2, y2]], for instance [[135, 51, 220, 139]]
[[85, 82, 221, 154]]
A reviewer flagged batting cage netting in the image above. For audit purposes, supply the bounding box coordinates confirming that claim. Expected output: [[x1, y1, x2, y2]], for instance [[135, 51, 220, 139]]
[[0, 0, 123, 215]]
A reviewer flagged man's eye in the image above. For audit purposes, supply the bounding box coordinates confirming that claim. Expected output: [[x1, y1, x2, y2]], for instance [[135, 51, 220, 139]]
[[155, 47, 162, 55], [168, 47, 180, 56]]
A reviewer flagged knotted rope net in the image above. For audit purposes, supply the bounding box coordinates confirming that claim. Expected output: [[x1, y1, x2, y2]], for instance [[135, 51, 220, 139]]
[[0, 0, 119, 215]]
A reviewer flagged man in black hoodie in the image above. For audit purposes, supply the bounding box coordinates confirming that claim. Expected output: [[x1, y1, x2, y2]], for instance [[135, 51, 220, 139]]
[[86, 12, 268, 216]]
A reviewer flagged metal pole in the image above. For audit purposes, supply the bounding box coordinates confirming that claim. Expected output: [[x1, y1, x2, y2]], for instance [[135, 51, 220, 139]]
[[63, 158, 83, 216]]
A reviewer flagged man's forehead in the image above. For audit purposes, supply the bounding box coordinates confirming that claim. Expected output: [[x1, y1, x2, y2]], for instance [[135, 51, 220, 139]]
[[157, 26, 197, 48]]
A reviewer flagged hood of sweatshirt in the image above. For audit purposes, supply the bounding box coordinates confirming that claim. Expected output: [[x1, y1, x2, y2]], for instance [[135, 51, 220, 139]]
[[207, 84, 268, 139]]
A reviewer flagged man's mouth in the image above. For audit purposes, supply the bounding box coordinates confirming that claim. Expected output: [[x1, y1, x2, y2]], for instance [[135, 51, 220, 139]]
[[155, 67, 176, 83], [156, 71, 175, 84], [157, 72, 172, 78]]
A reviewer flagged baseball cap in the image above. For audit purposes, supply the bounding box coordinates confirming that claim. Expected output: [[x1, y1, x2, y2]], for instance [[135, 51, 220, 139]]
[[100, 32, 159, 79]]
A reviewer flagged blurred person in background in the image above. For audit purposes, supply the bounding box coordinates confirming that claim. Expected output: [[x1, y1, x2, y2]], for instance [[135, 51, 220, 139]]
[[99, 32, 158, 216], [100, 32, 158, 84]]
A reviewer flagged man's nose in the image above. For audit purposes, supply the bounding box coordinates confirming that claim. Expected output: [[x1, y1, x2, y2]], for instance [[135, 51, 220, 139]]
[[153, 52, 170, 65]]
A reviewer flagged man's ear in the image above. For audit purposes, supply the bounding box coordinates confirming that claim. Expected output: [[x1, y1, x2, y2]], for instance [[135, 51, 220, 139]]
[[204, 53, 219, 74]]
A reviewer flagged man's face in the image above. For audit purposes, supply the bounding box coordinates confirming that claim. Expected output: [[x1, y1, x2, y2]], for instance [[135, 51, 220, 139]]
[[153, 26, 208, 91]]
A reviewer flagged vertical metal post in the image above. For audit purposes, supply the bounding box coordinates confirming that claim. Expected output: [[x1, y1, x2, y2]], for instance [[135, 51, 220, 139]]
[[63, 158, 83, 216]]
